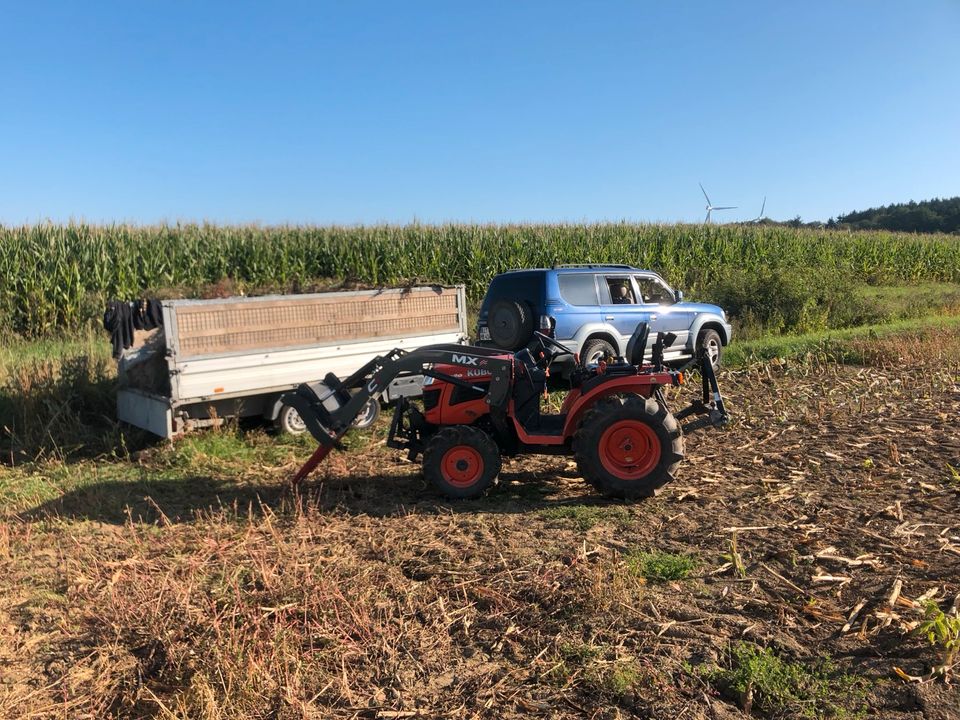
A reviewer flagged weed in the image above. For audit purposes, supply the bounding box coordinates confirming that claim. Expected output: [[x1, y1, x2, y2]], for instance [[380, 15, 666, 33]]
[[540, 504, 630, 531], [947, 464, 960, 487], [914, 601, 960, 680], [705, 643, 867, 719], [587, 661, 648, 698], [626, 550, 697, 582]]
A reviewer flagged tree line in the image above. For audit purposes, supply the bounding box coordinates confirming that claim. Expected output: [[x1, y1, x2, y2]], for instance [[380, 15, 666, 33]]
[[827, 196, 960, 234]]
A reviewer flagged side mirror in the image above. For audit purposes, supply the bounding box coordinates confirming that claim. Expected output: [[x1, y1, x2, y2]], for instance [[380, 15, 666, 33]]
[[674, 289, 684, 303]]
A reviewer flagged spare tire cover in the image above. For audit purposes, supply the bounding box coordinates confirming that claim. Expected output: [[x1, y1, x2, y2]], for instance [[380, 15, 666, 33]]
[[488, 299, 534, 350]]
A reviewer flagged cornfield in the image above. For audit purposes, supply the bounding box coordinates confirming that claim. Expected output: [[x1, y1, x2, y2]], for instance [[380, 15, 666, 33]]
[[1, 222, 958, 337]]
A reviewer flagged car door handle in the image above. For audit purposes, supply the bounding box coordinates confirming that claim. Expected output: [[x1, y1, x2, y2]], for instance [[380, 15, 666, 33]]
[[650, 314, 657, 321], [604, 315, 615, 321]]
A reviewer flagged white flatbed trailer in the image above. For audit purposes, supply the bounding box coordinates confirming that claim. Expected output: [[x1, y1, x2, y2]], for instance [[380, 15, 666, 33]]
[[116, 285, 468, 438]]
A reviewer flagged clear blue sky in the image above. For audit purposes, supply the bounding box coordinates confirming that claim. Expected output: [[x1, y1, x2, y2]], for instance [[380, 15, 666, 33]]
[[2, 1, 958, 225]]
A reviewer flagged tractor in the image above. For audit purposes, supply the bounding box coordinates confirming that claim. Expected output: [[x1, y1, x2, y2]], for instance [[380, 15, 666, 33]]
[[282, 322, 727, 499]]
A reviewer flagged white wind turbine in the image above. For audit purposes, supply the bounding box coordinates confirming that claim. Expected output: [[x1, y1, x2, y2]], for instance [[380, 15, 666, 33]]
[[699, 183, 737, 223], [752, 196, 767, 222]]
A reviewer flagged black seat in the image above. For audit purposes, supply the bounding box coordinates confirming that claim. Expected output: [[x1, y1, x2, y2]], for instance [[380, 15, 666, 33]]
[[625, 322, 650, 365]]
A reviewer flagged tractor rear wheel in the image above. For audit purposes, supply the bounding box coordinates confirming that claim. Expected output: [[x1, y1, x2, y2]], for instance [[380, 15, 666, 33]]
[[423, 425, 502, 499], [573, 395, 684, 499]]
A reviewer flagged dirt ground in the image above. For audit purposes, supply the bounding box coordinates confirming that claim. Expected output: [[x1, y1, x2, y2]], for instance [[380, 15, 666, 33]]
[[1, 333, 959, 718]]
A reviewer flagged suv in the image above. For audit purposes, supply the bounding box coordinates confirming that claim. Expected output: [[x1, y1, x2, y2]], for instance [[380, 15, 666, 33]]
[[476, 265, 732, 370]]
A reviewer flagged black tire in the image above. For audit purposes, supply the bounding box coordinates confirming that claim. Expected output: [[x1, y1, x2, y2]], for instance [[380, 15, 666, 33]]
[[488, 300, 534, 350], [573, 395, 684, 499], [275, 403, 307, 435], [422, 426, 502, 499], [696, 329, 723, 370], [580, 338, 616, 365]]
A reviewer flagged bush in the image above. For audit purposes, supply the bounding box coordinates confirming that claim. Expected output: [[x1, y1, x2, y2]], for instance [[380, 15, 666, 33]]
[[703, 267, 874, 338]]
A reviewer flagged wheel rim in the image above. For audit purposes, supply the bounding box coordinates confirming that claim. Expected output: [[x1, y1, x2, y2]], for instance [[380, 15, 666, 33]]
[[351, 398, 378, 428], [587, 348, 608, 364], [283, 406, 306, 433], [441, 446, 484, 487], [598, 419, 661, 480], [706, 339, 720, 365]]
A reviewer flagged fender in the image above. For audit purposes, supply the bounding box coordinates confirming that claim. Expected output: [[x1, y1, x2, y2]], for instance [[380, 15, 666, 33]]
[[560, 372, 675, 438]]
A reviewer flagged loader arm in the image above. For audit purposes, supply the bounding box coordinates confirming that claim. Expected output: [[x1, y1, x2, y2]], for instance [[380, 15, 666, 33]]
[[283, 344, 515, 484]]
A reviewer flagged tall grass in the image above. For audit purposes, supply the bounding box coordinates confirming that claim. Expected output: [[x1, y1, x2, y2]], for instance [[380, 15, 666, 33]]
[[1, 222, 959, 337]]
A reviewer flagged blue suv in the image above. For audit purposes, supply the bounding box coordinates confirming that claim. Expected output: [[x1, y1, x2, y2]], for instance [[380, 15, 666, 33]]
[[476, 265, 732, 370]]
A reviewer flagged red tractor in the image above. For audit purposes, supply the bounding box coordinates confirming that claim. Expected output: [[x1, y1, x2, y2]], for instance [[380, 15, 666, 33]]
[[283, 323, 727, 499]]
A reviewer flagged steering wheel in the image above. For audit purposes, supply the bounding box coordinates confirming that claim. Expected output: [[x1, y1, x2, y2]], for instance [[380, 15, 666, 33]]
[[532, 331, 574, 368]]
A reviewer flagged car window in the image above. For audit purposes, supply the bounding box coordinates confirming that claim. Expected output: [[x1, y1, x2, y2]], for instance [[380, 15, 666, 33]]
[[602, 276, 637, 304], [558, 274, 600, 306], [634, 276, 674, 304], [484, 272, 546, 310]]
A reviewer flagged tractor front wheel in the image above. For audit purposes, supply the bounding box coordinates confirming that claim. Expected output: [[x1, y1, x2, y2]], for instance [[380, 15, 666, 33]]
[[423, 426, 502, 499], [574, 396, 684, 499]]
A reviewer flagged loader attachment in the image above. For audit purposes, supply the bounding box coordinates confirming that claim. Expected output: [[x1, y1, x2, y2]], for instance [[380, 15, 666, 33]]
[[282, 343, 517, 485]]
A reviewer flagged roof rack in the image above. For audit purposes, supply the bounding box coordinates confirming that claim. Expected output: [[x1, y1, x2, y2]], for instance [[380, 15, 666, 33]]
[[551, 263, 637, 270]]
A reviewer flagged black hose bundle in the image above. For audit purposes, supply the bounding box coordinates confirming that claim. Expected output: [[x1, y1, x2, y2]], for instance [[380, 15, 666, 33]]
[[103, 299, 164, 358]]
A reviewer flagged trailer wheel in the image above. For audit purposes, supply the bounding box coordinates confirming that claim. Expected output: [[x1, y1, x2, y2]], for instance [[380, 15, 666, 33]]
[[351, 397, 381, 429], [573, 395, 684, 499], [423, 426, 501, 499], [276, 403, 307, 435]]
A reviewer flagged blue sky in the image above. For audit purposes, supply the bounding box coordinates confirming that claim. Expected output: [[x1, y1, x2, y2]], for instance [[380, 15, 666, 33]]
[[1, 1, 958, 225]]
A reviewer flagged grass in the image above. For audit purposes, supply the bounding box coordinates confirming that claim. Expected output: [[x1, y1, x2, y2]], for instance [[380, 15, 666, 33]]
[[703, 643, 868, 719], [723, 314, 960, 366], [625, 550, 697, 582], [539, 504, 631, 530], [856, 281, 960, 319]]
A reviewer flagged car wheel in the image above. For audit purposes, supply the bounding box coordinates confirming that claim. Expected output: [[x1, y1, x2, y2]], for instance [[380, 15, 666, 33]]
[[580, 338, 616, 365], [696, 329, 723, 370], [488, 300, 534, 350]]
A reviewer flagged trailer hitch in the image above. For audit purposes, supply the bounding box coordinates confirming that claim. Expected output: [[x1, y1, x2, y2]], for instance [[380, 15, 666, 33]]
[[675, 351, 729, 434]]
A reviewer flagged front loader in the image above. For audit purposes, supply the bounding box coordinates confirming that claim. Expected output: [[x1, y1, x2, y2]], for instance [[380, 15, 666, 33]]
[[282, 323, 728, 499]]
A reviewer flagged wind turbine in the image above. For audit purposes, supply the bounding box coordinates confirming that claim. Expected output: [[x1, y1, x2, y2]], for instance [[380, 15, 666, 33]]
[[750, 195, 767, 222], [752, 196, 767, 223], [699, 183, 737, 223]]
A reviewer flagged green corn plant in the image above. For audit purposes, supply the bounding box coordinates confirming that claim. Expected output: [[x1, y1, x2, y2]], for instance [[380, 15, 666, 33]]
[[916, 601, 960, 679], [0, 222, 958, 337]]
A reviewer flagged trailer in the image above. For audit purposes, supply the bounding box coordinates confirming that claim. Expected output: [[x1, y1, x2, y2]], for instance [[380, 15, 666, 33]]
[[114, 285, 468, 438]]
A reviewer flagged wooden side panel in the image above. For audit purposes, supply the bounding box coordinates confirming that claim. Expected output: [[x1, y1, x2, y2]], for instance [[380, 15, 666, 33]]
[[173, 288, 462, 358]]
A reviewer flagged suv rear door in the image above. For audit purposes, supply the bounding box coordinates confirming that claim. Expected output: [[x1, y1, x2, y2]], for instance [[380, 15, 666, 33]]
[[554, 272, 603, 343]]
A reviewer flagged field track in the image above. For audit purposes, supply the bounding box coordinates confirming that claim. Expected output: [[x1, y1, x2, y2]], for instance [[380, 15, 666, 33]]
[[1, 333, 959, 718]]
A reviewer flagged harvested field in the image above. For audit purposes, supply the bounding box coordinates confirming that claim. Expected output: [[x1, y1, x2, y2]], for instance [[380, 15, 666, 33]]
[[1, 330, 959, 718]]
